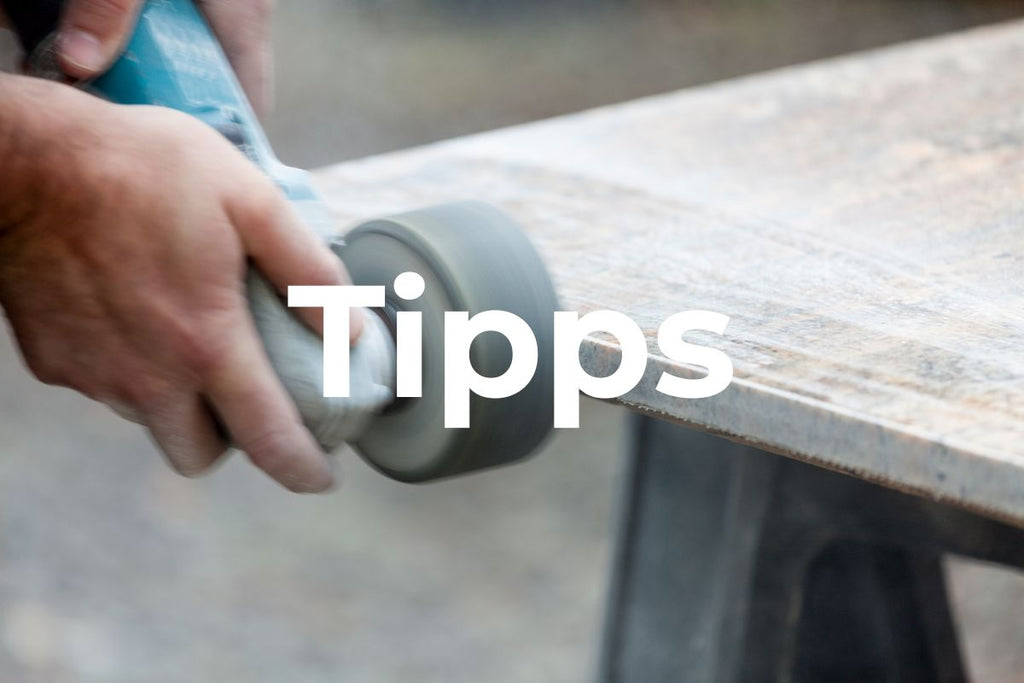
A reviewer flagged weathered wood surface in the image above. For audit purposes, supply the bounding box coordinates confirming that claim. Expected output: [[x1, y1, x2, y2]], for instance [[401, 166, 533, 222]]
[[314, 22, 1024, 526]]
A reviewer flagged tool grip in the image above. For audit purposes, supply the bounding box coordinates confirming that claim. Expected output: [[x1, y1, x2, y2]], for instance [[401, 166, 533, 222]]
[[90, 0, 320, 204]]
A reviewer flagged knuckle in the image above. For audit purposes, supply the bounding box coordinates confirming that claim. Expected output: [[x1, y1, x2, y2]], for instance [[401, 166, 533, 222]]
[[119, 373, 164, 410], [65, 0, 138, 28], [183, 342, 223, 379], [71, 378, 105, 402], [173, 458, 216, 479], [233, 183, 285, 240], [17, 335, 67, 387], [245, 176, 284, 218], [164, 438, 224, 478], [174, 319, 235, 378], [26, 354, 66, 387], [240, 425, 328, 493], [14, 328, 108, 398], [240, 427, 293, 473], [249, 0, 274, 25], [202, 0, 273, 49], [145, 300, 239, 381], [302, 253, 345, 287]]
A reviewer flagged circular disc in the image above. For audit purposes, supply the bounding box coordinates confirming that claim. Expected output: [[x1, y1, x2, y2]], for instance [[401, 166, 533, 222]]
[[339, 202, 559, 482]]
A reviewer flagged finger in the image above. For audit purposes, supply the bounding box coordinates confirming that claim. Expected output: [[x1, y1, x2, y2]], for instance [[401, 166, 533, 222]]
[[58, 0, 144, 78], [203, 307, 334, 493], [230, 188, 364, 342], [103, 397, 143, 424], [141, 393, 229, 477], [199, 0, 274, 116]]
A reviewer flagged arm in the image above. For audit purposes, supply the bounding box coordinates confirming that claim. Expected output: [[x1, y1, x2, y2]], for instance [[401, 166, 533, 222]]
[[0, 73, 346, 492]]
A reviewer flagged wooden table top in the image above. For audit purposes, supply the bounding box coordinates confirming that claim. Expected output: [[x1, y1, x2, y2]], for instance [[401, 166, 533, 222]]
[[313, 21, 1024, 526]]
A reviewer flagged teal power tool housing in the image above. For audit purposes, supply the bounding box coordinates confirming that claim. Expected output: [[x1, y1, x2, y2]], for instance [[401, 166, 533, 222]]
[[11, 0, 558, 481]]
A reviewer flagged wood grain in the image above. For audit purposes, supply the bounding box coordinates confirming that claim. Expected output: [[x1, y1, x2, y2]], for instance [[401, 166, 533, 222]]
[[313, 21, 1024, 525]]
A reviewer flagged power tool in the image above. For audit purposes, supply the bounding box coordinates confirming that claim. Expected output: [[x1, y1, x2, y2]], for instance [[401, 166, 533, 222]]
[[3, 0, 558, 482]]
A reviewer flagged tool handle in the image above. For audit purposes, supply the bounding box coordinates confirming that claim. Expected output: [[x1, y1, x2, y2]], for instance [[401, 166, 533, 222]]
[[94, 0, 321, 205]]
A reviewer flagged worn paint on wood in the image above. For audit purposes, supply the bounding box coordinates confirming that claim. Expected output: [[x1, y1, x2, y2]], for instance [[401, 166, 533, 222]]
[[313, 22, 1024, 525]]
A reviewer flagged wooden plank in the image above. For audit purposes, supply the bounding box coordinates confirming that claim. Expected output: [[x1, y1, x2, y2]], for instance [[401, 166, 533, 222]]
[[312, 21, 1024, 526]]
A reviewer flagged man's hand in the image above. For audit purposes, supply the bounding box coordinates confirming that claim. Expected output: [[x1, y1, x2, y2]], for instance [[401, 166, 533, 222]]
[[58, 0, 274, 114], [0, 75, 348, 492]]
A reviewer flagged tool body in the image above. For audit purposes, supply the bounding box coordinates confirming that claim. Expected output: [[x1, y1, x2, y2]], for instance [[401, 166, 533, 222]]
[[5, 0, 558, 481]]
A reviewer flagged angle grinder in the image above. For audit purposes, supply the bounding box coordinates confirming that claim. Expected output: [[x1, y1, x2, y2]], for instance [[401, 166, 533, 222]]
[[4, 0, 559, 482]]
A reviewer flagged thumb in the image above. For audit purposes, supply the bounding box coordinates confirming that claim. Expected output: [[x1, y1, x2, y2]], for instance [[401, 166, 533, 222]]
[[58, 0, 143, 78]]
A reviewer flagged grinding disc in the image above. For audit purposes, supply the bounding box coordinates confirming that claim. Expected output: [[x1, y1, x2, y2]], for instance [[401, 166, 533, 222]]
[[339, 202, 559, 482]]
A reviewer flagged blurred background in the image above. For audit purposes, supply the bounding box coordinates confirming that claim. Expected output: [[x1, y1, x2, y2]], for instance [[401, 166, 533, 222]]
[[3, 1, 1024, 681]]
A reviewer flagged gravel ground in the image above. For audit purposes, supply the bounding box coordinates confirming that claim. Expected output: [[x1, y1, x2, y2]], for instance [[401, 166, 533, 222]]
[[2, 2, 1024, 681]]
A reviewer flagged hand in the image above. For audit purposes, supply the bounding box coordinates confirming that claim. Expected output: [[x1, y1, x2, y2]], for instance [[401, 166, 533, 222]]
[[0, 78, 352, 492], [57, 0, 274, 114]]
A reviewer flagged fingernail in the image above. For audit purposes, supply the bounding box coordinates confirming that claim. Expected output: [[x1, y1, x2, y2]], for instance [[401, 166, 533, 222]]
[[59, 29, 104, 72]]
